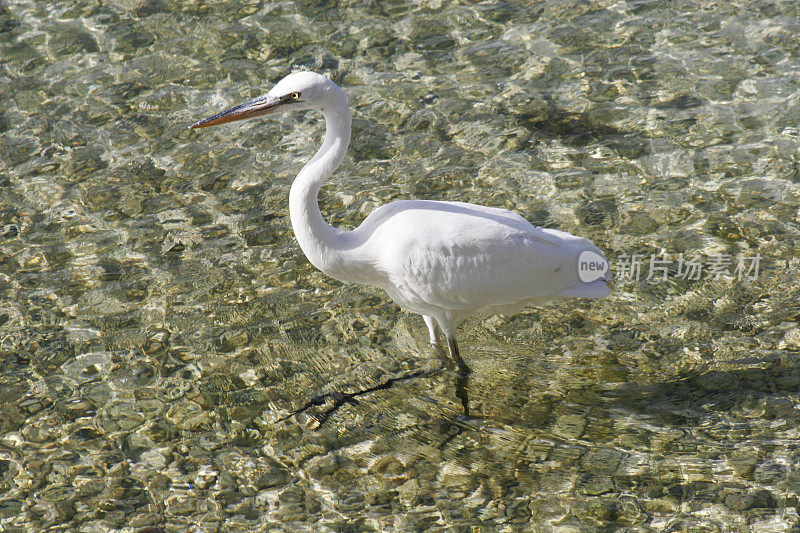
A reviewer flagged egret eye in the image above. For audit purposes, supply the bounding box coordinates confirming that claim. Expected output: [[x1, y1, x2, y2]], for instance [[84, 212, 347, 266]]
[[290, 92, 300, 100]]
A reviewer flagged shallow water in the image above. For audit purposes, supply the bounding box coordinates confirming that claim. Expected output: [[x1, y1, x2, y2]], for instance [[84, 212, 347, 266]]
[[2, 0, 800, 530]]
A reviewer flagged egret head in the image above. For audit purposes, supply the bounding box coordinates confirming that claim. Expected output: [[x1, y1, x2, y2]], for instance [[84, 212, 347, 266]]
[[189, 71, 345, 130]]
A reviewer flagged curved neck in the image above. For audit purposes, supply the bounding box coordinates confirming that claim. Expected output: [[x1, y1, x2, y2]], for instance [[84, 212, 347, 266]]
[[288, 103, 352, 279]]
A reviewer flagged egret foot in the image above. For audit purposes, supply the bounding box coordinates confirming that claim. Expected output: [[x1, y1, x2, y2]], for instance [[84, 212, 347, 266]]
[[433, 345, 456, 371], [446, 336, 472, 375]]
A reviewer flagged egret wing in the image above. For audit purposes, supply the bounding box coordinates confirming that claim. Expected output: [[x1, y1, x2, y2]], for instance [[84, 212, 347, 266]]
[[373, 201, 596, 313]]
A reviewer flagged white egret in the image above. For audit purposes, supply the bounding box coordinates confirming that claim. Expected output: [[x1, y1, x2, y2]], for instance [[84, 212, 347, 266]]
[[190, 72, 610, 374]]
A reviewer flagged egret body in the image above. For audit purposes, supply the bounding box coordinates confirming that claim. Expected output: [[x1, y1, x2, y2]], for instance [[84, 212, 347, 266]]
[[190, 72, 610, 373]]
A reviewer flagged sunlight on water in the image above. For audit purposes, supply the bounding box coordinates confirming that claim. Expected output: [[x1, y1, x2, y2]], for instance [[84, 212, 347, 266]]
[[1, 0, 800, 530]]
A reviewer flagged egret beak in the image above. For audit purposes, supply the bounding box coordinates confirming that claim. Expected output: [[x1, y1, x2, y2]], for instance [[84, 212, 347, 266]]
[[189, 94, 284, 129]]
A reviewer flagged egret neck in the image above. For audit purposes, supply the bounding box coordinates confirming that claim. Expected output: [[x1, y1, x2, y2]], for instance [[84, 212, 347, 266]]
[[288, 98, 353, 281]]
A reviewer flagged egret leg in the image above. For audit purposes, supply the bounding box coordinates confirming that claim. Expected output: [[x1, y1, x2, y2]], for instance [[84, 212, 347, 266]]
[[454, 371, 470, 418], [422, 315, 440, 345], [446, 336, 471, 375]]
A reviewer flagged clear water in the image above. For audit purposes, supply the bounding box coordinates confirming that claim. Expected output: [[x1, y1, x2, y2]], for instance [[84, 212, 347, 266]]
[[2, 0, 800, 530]]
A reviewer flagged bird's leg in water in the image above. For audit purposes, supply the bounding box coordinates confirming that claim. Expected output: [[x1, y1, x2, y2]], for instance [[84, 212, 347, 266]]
[[432, 344, 455, 371], [453, 371, 470, 417], [446, 337, 471, 375], [444, 337, 471, 416]]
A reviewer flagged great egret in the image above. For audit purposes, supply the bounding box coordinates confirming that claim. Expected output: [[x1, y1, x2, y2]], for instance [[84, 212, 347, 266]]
[[190, 72, 610, 374]]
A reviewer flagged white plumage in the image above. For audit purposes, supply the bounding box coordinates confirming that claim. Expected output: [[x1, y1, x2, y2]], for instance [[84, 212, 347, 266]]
[[190, 71, 610, 373]]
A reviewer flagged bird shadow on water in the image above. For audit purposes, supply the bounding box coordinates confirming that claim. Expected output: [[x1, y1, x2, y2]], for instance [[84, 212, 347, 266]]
[[276, 360, 472, 425], [200, 331, 800, 456]]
